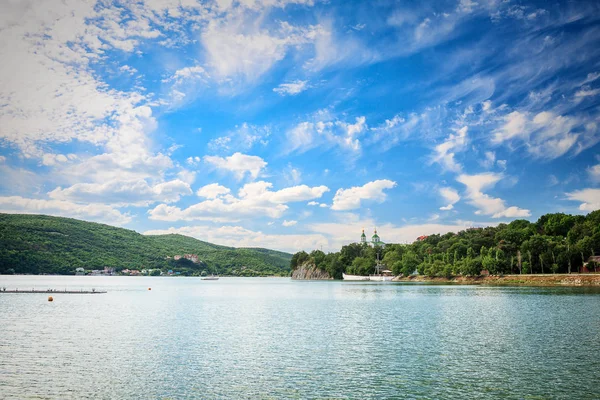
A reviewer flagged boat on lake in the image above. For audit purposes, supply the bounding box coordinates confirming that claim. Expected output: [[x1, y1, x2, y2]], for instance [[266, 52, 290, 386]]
[[342, 273, 370, 281], [201, 275, 219, 281], [343, 253, 393, 281]]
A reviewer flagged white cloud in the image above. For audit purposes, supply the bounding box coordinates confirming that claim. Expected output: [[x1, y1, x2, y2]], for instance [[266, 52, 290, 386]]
[[0, 164, 42, 194], [492, 111, 528, 143], [0, 196, 131, 226], [566, 188, 600, 211], [162, 66, 210, 105], [307, 201, 319, 206], [457, 173, 530, 218], [0, 0, 164, 163], [204, 152, 267, 180], [574, 87, 600, 102], [282, 220, 297, 227], [177, 169, 197, 185], [286, 113, 367, 153], [48, 179, 192, 207], [439, 187, 460, 210], [201, 15, 319, 84], [369, 113, 420, 147], [144, 225, 328, 254], [431, 126, 468, 172], [41, 153, 71, 167], [492, 110, 586, 159], [581, 72, 600, 86], [208, 123, 270, 153], [149, 181, 329, 222], [331, 179, 397, 211], [480, 151, 496, 169], [186, 156, 201, 166], [306, 19, 377, 70], [119, 65, 138, 75], [283, 164, 302, 185], [588, 162, 600, 182], [197, 183, 231, 199], [273, 80, 309, 96], [163, 66, 208, 85], [59, 150, 174, 185]]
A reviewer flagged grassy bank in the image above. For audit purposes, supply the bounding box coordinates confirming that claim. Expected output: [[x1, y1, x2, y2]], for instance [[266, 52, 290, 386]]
[[393, 274, 600, 286]]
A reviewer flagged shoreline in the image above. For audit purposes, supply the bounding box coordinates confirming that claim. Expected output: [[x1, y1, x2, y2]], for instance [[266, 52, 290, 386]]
[[392, 274, 600, 286]]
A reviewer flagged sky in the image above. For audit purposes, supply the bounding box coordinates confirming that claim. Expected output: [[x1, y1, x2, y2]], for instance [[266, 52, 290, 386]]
[[1, 0, 600, 253]]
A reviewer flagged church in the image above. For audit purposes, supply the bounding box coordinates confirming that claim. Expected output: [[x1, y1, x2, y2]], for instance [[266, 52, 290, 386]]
[[360, 228, 386, 248]]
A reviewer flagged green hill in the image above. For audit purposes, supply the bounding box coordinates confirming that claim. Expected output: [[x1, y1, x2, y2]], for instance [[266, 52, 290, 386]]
[[0, 214, 291, 276]]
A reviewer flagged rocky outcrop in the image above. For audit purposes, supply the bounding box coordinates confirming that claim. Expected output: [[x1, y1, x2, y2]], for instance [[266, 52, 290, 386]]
[[291, 262, 332, 280]]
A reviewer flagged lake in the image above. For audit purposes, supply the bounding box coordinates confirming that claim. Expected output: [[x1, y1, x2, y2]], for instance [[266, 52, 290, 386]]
[[1, 276, 599, 399]]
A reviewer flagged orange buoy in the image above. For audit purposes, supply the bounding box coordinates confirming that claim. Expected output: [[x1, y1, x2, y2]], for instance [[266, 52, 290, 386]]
[[48, 296, 53, 302], [148, 287, 151, 291]]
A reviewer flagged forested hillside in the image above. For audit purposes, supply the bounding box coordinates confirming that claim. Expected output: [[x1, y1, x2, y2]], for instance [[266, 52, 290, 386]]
[[0, 214, 291, 276], [291, 211, 600, 279]]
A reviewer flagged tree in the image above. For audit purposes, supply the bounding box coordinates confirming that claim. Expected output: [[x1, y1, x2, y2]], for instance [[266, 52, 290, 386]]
[[310, 250, 326, 269], [350, 257, 373, 275], [290, 251, 309, 270], [399, 252, 420, 276]]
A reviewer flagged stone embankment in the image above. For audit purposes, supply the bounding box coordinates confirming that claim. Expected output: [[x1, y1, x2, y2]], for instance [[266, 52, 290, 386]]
[[393, 274, 600, 286], [291, 262, 332, 280]]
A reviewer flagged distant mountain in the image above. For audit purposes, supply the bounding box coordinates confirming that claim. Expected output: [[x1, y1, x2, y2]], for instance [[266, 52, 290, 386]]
[[0, 214, 291, 276]]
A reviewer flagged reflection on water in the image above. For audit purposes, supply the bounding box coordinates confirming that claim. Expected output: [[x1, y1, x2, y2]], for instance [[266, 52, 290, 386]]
[[0, 276, 599, 399]]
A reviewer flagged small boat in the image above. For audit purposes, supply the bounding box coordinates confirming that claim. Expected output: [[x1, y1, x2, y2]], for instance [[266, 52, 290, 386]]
[[342, 273, 370, 281], [201, 275, 219, 281], [368, 259, 394, 282]]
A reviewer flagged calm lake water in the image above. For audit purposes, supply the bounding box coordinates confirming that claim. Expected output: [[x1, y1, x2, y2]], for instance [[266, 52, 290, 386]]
[[0, 276, 599, 399]]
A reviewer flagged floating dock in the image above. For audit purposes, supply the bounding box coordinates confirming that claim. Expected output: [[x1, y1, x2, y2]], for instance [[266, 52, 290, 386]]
[[0, 289, 107, 294]]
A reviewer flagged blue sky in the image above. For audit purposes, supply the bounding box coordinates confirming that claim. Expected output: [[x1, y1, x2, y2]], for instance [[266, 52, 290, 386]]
[[1, 0, 599, 252]]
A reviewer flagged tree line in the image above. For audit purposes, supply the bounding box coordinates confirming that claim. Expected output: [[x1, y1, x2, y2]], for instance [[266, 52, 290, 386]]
[[290, 211, 600, 279], [0, 214, 291, 276]]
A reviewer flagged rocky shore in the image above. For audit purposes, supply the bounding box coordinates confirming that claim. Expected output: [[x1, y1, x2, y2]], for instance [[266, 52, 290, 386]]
[[291, 262, 332, 280], [392, 274, 600, 286]]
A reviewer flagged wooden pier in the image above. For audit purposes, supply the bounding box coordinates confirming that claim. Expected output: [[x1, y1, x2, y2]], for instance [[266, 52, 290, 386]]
[[0, 289, 107, 294]]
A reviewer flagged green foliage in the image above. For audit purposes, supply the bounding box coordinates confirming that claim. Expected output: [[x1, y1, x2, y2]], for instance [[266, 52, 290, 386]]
[[289, 210, 599, 279], [290, 251, 309, 270], [0, 214, 291, 276], [349, 256, 373, 275]]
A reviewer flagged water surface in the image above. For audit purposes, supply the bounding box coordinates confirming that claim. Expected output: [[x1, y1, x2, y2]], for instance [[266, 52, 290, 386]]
[[1, 276, 599, 399]]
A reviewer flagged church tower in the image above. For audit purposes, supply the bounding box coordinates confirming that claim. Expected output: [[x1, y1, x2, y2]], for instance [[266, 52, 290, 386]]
[[360, 228, 367, 244], [371, 228, 381, 245]]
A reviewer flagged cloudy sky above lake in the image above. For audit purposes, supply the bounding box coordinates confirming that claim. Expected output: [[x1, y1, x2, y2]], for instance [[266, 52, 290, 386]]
[[1, 0, 599, 252]]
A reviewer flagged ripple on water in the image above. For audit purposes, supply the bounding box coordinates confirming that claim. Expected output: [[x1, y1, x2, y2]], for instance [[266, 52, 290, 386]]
[[0, 277, 599, 399]]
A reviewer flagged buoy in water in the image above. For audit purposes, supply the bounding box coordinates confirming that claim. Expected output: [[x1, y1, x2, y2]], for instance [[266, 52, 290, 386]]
[[48, 296, 53, 302], [148, 287, 151, 291]]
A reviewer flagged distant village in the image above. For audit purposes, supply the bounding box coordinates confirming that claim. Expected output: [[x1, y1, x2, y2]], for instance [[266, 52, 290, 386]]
[[75, 253, 202, 276]]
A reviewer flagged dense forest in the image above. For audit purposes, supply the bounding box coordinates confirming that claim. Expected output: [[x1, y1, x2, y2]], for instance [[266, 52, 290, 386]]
[[291, 211, 600, 279], [0, 214, 291, 276]]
